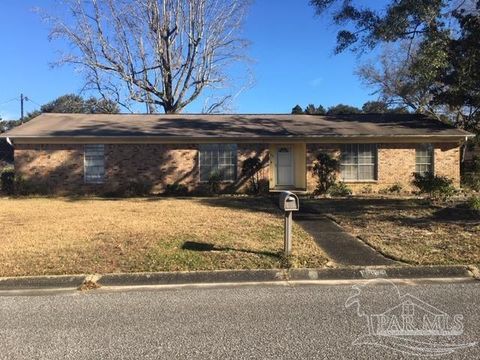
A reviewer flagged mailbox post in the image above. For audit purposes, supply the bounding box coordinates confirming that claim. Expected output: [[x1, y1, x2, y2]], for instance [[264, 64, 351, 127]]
[[278, 191, 300, 256]]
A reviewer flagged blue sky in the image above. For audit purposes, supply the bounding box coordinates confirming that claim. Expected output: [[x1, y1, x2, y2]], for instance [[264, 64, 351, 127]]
[[0, 0, 382, 119]]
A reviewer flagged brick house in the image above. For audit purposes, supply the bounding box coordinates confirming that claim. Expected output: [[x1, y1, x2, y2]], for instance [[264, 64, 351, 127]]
[[0, 113, 474, 194]]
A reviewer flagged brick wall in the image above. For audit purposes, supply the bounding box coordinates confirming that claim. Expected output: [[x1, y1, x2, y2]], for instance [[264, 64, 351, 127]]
[[14, 143, 269, 194], [434, 143, 460, 186], [306, 142, 461, 193], [15, 144, 84, 194], [14, 142, 460, 195], [105, 144, 198, 193]]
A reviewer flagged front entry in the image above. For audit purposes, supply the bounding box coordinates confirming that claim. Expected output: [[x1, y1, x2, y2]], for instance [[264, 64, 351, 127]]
[[277, 146, 294, 186]]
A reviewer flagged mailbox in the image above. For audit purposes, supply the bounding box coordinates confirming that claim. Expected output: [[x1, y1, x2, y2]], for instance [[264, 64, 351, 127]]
[[279, 191, 300, 212]]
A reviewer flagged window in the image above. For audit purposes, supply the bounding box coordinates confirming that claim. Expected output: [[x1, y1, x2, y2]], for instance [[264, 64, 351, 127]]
[[84, 144, 105, 184], [415, 144, 434, 175], [340, 144, 377, 181], [199, 144, 237, 182]]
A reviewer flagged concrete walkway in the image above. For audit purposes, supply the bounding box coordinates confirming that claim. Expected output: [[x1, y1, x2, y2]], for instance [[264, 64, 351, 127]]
[[294, 211, 397, 266]]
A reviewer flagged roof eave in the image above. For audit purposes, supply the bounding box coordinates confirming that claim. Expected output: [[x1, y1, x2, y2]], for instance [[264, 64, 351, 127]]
[[3, 133, 474, 145]]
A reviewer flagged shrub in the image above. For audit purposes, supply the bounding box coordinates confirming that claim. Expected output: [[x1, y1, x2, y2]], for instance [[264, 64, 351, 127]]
[[104, 180, 153, 197], [387, 183, 403, 194], [462, 173, 480, 191], [412, 172, 456, 201], [312, 152, 339, 195], [361, 185, 373, 194], [123, 180, 153, 197], [165, 183, 189, 196], [462, 155, 480, 191], [0, 167, 15, 195], [241, 156, 263, 194], [327, 182, 352, 197], [467, 196, 480, 211], [208, 172, 221, 194], [14, 176, 51, 196]]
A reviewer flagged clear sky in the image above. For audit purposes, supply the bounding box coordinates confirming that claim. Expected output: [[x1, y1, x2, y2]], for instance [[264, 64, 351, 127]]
[[0, 0, 381, 119]]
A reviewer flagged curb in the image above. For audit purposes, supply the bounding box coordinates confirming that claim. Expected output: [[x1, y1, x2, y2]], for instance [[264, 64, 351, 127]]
[[0, 275, 85, 291], [98, 269, 287, 287], [0, 265, 475, 291]]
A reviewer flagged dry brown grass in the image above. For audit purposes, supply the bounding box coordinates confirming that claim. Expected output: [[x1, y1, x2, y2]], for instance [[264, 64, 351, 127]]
[[0, 197, 327, 276], [304, 198, 480, 265]]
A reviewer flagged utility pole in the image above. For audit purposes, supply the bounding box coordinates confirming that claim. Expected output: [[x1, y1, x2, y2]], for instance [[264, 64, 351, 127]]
[[20, 94, 29, 123], [20, 94, 24, 123]]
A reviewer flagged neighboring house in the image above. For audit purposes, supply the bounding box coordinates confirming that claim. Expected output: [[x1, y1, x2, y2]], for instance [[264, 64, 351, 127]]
[[0, 138, 14, 171], [0, 113, 474, 194]]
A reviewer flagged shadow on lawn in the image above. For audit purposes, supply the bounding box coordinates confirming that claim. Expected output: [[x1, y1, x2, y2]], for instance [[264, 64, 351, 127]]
[[305, 198, 479, 228], [301, 198, 427, 214], [378, 205, 480, 227], [181, 241, 280, 258], [198, 196, 279, 214]]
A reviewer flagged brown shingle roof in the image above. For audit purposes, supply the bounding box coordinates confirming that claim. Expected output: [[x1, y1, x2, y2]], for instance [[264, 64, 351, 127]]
[[1, 113, 473, 140]]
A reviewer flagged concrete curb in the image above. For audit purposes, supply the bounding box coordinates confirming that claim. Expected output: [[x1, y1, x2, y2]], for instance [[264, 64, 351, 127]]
[[288, 265, 472, 281], [0, 275, 85, 290], [0, 265, 475, 291], [98, 269, 287, 287]]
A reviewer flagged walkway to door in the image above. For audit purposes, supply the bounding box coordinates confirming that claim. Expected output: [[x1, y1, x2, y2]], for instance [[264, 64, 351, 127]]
[[294, 208, 397, 266]]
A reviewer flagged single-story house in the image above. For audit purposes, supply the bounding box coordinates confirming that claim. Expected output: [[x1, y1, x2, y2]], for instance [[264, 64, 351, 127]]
[[0, 113, 474, 194]]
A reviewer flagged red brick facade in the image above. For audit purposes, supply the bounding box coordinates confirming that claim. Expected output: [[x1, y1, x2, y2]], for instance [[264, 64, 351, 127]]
[[13, 142, 460, 195], [14, 143, 270, 194]]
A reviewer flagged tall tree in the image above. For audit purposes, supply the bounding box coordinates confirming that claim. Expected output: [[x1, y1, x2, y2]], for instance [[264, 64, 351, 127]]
[[47, 0, 250, 114], [356, 43, 443, 118], [311, 0, 480, 132], [310, 0, 472, 54], [291, 105, 304, 114], [432, 11, 480, 131]]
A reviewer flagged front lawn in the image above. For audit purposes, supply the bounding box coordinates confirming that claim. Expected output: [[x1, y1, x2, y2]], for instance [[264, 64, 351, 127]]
[[0, 197, 327, 277], [303, 198, 480, 265]]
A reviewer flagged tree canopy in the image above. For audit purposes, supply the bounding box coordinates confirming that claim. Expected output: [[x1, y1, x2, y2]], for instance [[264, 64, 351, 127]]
[[361, 101, 408, 114], [305, 104, 326, 115], [326, 104, 361, 115], [22, 94, 119, 123], [291, 101, 405, 115], [291, 105, 304, 114], [311, 0, 480, 132]]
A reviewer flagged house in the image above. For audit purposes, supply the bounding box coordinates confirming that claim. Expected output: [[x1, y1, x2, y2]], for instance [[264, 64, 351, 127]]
[[0, 113, 474, 194], [0, 139, 14, 171]]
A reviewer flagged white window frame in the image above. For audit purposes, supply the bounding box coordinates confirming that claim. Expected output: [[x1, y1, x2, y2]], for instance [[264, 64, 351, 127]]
[[415, 144, 434, 175], [199, 144, 237, 182], [340, 144, 378, 182], [84, 144, 105, 184]]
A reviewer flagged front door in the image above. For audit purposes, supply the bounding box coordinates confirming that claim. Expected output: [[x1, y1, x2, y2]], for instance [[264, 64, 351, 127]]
[[277, 146, 294, 186]]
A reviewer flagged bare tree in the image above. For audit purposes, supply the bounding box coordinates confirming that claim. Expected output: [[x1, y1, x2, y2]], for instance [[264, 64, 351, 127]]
[[47, 0, 250, 113], [356, 43, 456, 123]]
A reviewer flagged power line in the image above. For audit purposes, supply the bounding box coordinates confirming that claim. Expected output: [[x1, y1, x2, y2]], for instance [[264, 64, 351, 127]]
[[0, 97, 20, 106], [26, 97, 42, 107]]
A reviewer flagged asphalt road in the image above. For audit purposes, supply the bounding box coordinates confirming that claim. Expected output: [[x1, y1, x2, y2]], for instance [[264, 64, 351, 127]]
[[0, 280, 479, 359]]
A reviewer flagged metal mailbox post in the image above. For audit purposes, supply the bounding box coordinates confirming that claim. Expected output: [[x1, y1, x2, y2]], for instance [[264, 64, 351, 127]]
[[278, 191, 300, 256]]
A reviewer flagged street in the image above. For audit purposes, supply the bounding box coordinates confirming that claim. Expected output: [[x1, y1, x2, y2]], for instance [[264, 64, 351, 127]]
[[0, 280, 479, 359]]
